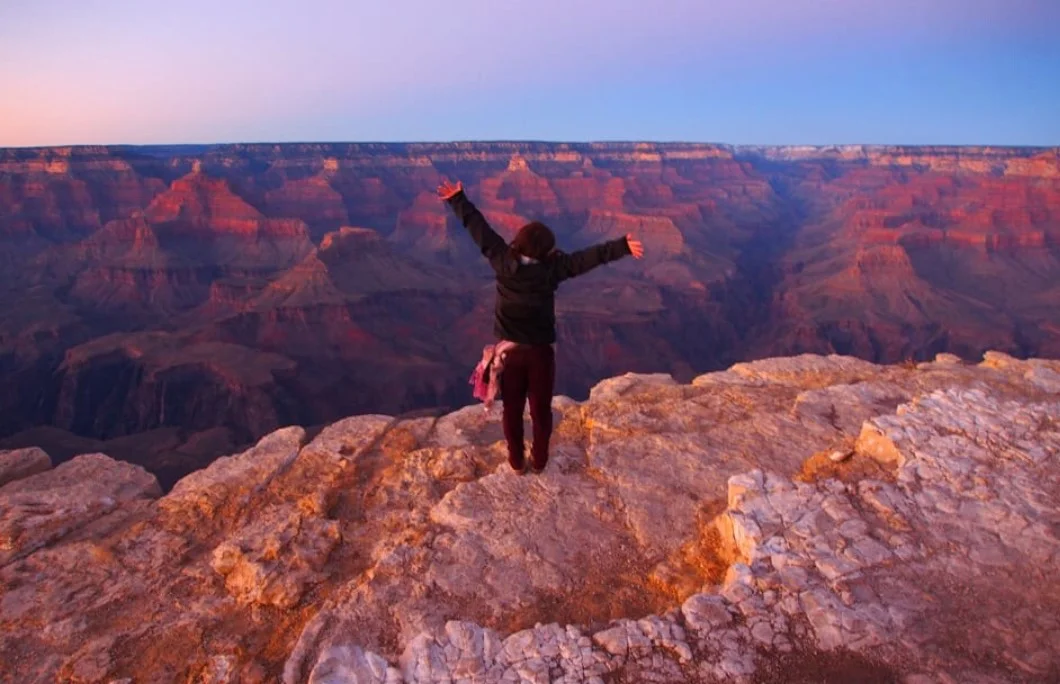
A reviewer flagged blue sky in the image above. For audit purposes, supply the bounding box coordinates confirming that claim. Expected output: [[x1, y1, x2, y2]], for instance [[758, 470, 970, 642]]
[[1, 0, 1058, 146]]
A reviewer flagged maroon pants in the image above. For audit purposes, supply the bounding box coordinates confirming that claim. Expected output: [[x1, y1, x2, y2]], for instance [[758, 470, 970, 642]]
[[500, 344, 555, 471]]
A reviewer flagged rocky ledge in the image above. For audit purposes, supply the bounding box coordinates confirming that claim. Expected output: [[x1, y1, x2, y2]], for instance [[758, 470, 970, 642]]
[[1, 353, 1058, 683]]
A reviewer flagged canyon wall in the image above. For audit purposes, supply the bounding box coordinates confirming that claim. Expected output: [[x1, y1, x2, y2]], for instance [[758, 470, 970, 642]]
[[1, 142, 1058, 484]]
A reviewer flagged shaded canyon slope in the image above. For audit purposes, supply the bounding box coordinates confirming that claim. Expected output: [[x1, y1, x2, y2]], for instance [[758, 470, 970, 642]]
[[0, 142, 1058, 485], [0, 353, 1058, 682]]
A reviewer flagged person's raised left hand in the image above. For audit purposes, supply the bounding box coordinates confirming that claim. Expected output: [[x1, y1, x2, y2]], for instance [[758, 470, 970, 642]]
[[437, 180, 463, 201], [626, 234, 645, 259]]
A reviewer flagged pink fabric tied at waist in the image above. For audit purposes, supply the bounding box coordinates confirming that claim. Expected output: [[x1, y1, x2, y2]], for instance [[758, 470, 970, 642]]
[[469, 340, 519, 412]]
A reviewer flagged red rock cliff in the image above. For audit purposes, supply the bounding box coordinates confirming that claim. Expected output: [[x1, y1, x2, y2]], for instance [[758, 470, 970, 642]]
[[0, 142, 1057, 485]]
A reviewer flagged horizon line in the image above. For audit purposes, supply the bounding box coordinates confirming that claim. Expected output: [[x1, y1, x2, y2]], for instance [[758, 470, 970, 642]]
[[2, 139, 1058, 152]]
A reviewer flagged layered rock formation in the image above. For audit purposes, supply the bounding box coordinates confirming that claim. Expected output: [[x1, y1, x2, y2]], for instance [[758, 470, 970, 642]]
[[1, 143, 1058, 486], [1, 353, 1057, 682]]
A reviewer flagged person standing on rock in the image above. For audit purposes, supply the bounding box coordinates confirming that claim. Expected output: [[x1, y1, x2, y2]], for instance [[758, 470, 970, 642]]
[[438, 179, 644, 474]]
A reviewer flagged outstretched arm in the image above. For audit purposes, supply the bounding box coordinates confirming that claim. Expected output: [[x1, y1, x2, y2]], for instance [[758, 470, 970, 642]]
[[555, 234, 644, 281], [437, 180, 507, 262]]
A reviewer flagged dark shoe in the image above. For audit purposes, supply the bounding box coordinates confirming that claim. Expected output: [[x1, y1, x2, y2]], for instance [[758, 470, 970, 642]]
[[530, 446, 547, 474]]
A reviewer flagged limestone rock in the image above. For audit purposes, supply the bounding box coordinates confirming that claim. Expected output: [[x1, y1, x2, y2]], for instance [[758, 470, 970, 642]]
[[2, 354, 1059, 683], [1027, 365, 1060, 394], [310, 645, 401, 684], [0, 453, 160, 565], [728, 354, 880, 387], [828, 448, 854, 462], [159, 426, 309, 526], [211, 504, 341, 609], [0, 447, 52, 488], [681, 594, 733, 631], [588, 372, 678, 402]]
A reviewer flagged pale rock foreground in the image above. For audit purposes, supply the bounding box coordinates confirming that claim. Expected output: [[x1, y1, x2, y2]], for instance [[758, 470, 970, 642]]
[[0, 353, 1057, 683]]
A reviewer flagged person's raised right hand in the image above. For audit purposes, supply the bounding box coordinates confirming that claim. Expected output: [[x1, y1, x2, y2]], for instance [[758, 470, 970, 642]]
[[437, 180, 463, 201], [626, 234, 644, 259]]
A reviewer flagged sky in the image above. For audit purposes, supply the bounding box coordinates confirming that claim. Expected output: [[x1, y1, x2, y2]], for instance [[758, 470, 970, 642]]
[[1, 0, 1059, 147]]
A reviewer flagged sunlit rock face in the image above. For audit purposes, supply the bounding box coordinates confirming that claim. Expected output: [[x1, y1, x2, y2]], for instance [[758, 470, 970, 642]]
[[1, 352, 1057, 682]]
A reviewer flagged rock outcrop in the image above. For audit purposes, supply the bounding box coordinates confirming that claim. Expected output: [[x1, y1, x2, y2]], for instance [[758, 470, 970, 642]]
[[0, 447, 51, 488], [1, 353, 1057, 682]]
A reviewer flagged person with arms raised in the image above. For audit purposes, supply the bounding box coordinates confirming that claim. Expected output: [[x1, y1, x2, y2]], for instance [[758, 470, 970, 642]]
[[438, 179, 644, 474]]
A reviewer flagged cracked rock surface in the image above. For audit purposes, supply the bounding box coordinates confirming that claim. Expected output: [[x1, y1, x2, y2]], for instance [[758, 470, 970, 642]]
[[1, 352, 1058, 683]]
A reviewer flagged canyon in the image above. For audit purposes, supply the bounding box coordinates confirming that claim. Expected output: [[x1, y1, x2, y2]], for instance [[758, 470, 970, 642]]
[[0, 142, 1058, 485]]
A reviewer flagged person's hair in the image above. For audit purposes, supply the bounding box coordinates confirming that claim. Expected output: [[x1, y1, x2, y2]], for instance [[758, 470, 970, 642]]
[[511, 221, 556, 261]]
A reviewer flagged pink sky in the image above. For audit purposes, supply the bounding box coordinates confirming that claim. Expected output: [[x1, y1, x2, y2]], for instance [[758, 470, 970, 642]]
[[1, 0, 1057, 146]]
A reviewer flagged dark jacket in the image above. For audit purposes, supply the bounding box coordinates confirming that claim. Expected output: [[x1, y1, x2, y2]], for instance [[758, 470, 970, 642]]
[[446, 190, 632, 345]]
